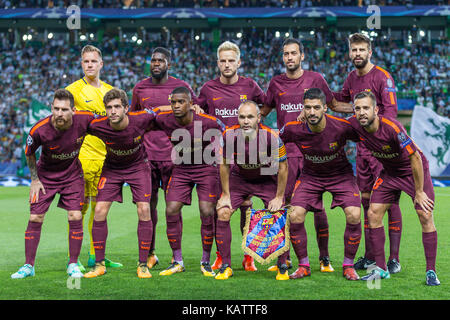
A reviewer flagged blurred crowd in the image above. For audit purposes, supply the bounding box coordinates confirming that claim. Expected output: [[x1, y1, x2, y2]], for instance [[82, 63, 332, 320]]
[[0, 0, 447, 9], [0, 31, 448, 163]]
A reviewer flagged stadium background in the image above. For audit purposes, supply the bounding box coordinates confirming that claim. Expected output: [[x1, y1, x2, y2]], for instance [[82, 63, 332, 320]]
[[0, 0, 448, 303]]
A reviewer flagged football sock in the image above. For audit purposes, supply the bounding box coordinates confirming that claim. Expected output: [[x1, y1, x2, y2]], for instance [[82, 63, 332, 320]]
[[137, 220, 153, 264], [150, 207, 158, 253], [422, 231, 437, 272], [290, 222, 308, 265], [361, 197, 374, 260], [166, 213, 182, 261], [92, 219, 107, 263], [343, 222, 361, 265], [68, 219, 83, 264], [387, 204, 402, 261], [200, 215, 214, 263], [215, 219, 232, 266], [369, 226, 386, 271], [314, 209, 329, 258], [25, 221, 43, 266], [88, 201, 96, 256]]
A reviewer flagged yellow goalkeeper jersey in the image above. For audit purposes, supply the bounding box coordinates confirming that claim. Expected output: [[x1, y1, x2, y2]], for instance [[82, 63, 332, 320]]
[[66, 77, 113, 160]]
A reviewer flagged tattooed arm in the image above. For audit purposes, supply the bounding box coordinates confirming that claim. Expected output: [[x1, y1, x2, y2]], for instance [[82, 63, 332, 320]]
[[26, 153, 46, 203]]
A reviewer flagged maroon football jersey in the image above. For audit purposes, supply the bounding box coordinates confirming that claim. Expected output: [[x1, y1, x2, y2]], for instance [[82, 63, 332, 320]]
[[25, 111, 95, 185], [131, 76, 197, 161], [221, 123, 287, 181], [348, 115, 425, 177], [88, 110, 156, 170], [155, 111, 225, 168], [279, 114, 359, 177], [197, 76, 265, 128], [333, 65, 398, 119], [265, 71, 334, 158]]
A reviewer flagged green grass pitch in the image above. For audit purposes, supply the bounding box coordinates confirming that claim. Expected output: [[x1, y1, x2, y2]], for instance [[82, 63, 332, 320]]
[[0, 186, 449, 300]]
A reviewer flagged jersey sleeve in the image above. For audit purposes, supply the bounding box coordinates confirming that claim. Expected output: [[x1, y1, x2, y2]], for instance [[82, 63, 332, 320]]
[[333, 76, 352, 103], [196, 84, 209, 113], [315, 73, 334, 105], [377, 72, 398, 119], [279, 124, 292, 144], [395, 121, 417, 156], [273, 136, 287, 162], [130, 85, 141, 112], [25, 123, 43, 156], [251, 79, 266, 106], [264, 79, 276, 109]]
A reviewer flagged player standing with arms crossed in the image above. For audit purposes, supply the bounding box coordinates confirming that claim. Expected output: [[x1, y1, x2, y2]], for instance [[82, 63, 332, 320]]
[[197, 41, 266, 272], [334, 33, 403, 274], [66, 45, 122, 270]]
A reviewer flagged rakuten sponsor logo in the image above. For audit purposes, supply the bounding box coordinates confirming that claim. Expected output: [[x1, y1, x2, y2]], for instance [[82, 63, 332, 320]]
[[280, 103, 303, 113], [215, 108, 238, 118]]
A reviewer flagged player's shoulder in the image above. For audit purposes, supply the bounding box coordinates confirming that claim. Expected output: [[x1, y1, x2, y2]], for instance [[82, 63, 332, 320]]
[[65, 78, 87, 93], [129, 108, 157, 118], [74, 110, 95, 120], [325, 113, 351, 125], [380, 116, 404, 134], [29, 116, 51, 135], [222, 124, 240, 136], [197, 113, 226, 130], [279, 120, 303, 136], [101, 81, 114, 90], [374, 65, 393, 79], [89, 115, 108, 127], [259, 123, 279, 137]]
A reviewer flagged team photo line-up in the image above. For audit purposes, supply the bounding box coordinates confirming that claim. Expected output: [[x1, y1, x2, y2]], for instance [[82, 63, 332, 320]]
[[11, 33, 440, 286]]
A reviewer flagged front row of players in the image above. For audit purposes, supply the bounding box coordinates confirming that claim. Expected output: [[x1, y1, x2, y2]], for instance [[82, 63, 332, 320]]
[[12, 86, 439, 285]]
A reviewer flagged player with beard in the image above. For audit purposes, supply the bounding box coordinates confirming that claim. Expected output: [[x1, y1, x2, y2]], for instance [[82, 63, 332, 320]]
[[131, 47, 200, 270], [349, 91, 439, 286], [334, 33, 403, 274], [279, 88, 362, 281], [261, 38, 352, 273], [215, 100, 288, 280], [12, 89, 94, 279], [197, 41, 266, 272]]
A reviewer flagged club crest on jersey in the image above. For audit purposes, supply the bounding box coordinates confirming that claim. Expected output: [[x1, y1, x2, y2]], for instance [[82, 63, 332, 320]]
[[134, 135, 142, 143], [329, 142, 338, 150], [382, 145, 392, 152], [240, 95, 247, 102]]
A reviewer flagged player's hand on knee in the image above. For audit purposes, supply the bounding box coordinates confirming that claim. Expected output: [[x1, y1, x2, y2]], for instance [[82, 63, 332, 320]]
[[268, 196, 283, 212], [29, 179, 45, 203], [414, 191, 434, 214], [217, 195, 232, 210]]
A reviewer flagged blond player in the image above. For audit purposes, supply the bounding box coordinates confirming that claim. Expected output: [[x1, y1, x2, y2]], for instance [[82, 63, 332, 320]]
[[65, 45, 122, 270]]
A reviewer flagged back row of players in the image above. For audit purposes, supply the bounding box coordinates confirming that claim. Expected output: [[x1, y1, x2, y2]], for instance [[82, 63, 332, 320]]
[[11, 34, 439, 285]]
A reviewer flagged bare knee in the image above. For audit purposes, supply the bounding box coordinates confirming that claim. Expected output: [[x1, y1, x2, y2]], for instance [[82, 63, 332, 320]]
[[137, 202, 151, 221], [217, 207, 232, 222]]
